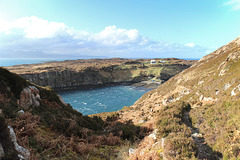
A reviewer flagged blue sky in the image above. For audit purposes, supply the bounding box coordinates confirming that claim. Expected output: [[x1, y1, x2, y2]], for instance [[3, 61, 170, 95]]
[[0, 0, 240, 59]]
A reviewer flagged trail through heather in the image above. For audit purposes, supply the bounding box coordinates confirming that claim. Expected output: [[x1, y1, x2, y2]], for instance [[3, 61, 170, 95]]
[[182, 111, 222, 160]]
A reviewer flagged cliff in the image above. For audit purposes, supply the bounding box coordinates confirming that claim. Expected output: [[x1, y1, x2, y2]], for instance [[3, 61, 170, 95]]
[[6, 58, 195, 90]]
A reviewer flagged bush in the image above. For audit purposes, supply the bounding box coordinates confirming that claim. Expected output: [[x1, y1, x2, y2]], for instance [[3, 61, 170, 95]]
[[156, 101, 191, 137], [164, 133, 197, 159]]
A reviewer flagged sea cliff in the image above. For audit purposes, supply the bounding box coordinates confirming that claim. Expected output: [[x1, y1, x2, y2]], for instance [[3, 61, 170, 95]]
[[7, 58, 195, 90]]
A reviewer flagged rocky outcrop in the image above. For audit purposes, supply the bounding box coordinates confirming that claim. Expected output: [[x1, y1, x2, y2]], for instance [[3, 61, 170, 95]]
[[0, 143, 4, 159], [8, 126, 30, 160], [19, 86, 41, 109]]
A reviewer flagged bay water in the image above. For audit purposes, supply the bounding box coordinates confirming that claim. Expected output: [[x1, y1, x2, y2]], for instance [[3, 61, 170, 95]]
[[57, 85, 151, 115]]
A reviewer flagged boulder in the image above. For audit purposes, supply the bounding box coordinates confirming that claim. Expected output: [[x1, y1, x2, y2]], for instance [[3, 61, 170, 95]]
[[0, 143, 4, 159], [8, 126, 30, 160], [19, 86, 41, 109]]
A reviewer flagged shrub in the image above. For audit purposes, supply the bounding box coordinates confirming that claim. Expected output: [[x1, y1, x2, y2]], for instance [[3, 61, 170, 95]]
[[164, 133, 197, 159], [156, 101, 191, 137]]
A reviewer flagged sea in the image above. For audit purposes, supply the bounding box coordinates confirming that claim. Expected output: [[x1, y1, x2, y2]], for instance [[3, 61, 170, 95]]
[[0, 58, 199, 115], [0, 58, 66, 67], [57, 86, 150, 115]]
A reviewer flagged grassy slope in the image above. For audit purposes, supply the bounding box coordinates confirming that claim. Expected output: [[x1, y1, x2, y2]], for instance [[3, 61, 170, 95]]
[[126, 37, 240, 159]]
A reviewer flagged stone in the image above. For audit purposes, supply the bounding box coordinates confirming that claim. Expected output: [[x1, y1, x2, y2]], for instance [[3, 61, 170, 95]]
[[0, 143, 4, 159], [161, 138, 165, 149], [18, 110, 24, 114], [224, 83, 231, 90], [8, 126, 30, 160], [148, 129, 158, 140], [58, 95, 68, 106], [129, 148, 135, 155], [231, 84, 240, 96], [198, 81, 204, 85], [19, 86, 41, 109], [199, 95, 204, 101]]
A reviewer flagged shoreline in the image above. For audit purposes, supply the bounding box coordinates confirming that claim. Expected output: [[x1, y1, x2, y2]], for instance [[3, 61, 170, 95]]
[[54, 80, 162, 92]]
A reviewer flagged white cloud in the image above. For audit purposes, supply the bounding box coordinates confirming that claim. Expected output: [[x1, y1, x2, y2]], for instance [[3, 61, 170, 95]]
[[224, 0, 240, 10], [0, 16, 209, 59], [94, 25, 140, 46], [185, 43, 195, 47]]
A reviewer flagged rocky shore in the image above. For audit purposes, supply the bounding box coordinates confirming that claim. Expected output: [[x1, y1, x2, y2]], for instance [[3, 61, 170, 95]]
[[131, 80, 162, 89]]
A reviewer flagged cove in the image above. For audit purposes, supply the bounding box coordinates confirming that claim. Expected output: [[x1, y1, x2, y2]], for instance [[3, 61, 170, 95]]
[[57, 85, 151, 115]]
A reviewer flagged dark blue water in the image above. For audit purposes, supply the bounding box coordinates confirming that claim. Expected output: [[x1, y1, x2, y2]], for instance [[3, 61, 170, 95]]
[[57, 85, 150, 115]]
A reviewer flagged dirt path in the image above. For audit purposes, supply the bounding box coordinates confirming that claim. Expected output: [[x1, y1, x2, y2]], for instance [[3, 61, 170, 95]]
[[182, 111, 222, 160]]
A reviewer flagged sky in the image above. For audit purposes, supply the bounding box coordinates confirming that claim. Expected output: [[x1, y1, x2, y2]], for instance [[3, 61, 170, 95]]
[[0, 0, 240, 59]]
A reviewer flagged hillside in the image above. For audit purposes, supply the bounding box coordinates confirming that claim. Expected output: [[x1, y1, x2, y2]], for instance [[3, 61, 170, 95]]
[[1, 36, 240, 160], [0, 67, 151, 159], [6, 58, 195, 90], [112, 37, 240, 159]]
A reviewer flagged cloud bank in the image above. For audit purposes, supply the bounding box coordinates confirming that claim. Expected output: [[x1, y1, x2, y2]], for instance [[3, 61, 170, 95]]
[[0, 16, 208, 59]]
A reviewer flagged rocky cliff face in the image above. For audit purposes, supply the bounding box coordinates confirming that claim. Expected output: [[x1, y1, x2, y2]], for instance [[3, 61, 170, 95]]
[[21, 67, 135, 89], [7, 58, 193, 90]]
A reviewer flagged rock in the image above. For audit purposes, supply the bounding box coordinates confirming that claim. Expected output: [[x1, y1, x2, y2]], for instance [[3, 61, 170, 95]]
[[18, 110, 25, 114], [138, 120, 145, 124], [8, 126, 30, 160], [192, 132, 203, 138], [198, 81, 204, 85], [199, 95, 204, 101], [161, 138, 165, 149], [58, 95, 68, 106], [218, 51, 239, 76], [148, 129, 158, 140], [0, 143, 4, 159], [129, 148, 135, 155], [224, 83, 231, 90], [19, 86, 41, 109], [231, 84, 240, 96]]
